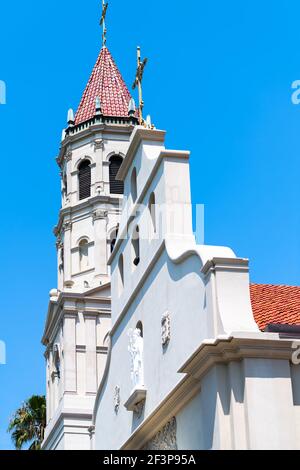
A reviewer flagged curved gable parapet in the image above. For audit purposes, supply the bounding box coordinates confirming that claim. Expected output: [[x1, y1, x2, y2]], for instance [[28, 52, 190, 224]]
[[165, 238, 236, 268]]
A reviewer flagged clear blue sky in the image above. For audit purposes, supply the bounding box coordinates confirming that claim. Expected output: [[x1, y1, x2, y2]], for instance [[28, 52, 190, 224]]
[[0, 0, 299, 450]]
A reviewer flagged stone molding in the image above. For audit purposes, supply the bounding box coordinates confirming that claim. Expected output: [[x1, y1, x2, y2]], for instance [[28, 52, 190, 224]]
[[124, 388, 147, 413]]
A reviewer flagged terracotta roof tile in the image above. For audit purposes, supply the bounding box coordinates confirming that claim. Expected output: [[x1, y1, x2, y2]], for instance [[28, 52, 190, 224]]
[[250, 283, 300, 330], [75, 46, 132, 125]]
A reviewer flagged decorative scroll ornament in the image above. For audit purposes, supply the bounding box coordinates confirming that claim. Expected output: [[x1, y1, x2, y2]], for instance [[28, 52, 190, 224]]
[[161, 312, 171, 347], [94, 138, 104, 151], [128, 328, 144, 389], [114, 386, 120, 413], [93, 209, 108, 221]]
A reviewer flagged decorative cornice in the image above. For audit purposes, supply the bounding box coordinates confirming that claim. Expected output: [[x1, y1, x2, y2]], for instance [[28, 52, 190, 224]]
[[201, 257, 249, 276], [65, 116, 137, 139], [178, 333, 294, 377], [42, 285, 111, 345], [54, 194, 122, 236], [57, 122, 135, 168]]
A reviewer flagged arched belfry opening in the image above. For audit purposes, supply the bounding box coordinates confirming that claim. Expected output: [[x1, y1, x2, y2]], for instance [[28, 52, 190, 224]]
[[78, 160, 91, 200], [109, 155, 124, 195]]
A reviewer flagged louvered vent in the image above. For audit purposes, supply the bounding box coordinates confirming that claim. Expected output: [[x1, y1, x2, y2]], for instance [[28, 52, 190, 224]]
[[109, 156, 124, 195], [78, 160, 91, 200]]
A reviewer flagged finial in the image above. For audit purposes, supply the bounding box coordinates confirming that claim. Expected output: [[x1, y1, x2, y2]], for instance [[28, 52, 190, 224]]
[[132, 46, 148, 125], [128, 97, 136, 116], [100, 1, 109, 47], [95, 96, 102, 115], [146, 115, 152, 128], [67, 108, 75, 127]]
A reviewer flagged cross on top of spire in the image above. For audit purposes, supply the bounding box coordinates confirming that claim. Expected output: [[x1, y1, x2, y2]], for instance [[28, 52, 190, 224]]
[[100, 1, 109, 47]]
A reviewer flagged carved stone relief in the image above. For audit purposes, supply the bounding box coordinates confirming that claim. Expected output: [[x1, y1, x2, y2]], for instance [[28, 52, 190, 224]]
[[144, 417, 177, 450], [128, 328, 144, 389], [161, 312, 171, 347], [114, 386, 120, 414]]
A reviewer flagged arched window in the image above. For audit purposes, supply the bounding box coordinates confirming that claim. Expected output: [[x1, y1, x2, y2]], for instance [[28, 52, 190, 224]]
[[110, 225, 119, 254], [148, 192, 156, 234], [132, 225, 140, 268], [79, 239, 89, 271], [136, 321, 143, 338], [118, 254, 124, 293], [131, 168, 137, 203], [78, 160, 91, 200], [63, 172, 67, 197], [109, 155, 124, 195]]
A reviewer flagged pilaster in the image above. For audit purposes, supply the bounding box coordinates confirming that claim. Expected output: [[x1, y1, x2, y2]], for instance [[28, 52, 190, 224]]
[[93, 210, 108, 277], [63, 221, 73, 287], [64, 312, 77, 393]]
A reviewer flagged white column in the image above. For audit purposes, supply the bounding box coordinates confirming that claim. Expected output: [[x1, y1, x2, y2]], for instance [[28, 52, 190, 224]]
[[65, 151, 72, 202], [94, 139, 104, 195], [64, 313, 77, 393], [45, 351, 51, 423], [48, 349, 54, 420], [63, 221, 72, 286], [85, 314, 97, 394], [93, 210, 108, 277], [56, 240, 64, 291], [103, 161, 110, 196]]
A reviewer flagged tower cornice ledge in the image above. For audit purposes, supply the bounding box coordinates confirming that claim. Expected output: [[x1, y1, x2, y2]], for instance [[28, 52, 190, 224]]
[[42, 283, 111, 345], [57, 121, 136, 167], [54, 195, 122, 235]]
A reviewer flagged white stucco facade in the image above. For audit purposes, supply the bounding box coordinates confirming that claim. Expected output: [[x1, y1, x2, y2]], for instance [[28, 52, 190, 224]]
[[90, 127, 300, 450], [41, 40, 300, 451]]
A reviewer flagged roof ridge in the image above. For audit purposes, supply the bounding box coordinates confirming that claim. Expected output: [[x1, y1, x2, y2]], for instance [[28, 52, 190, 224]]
[[250, 282, 300, 289]]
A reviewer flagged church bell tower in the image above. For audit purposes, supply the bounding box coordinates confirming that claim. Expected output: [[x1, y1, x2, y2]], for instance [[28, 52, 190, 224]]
[[41, 4, 139, 449]]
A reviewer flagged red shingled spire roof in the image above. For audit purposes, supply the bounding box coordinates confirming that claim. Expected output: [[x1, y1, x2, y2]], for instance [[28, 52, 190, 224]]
[[75, 46, 133, 125]]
